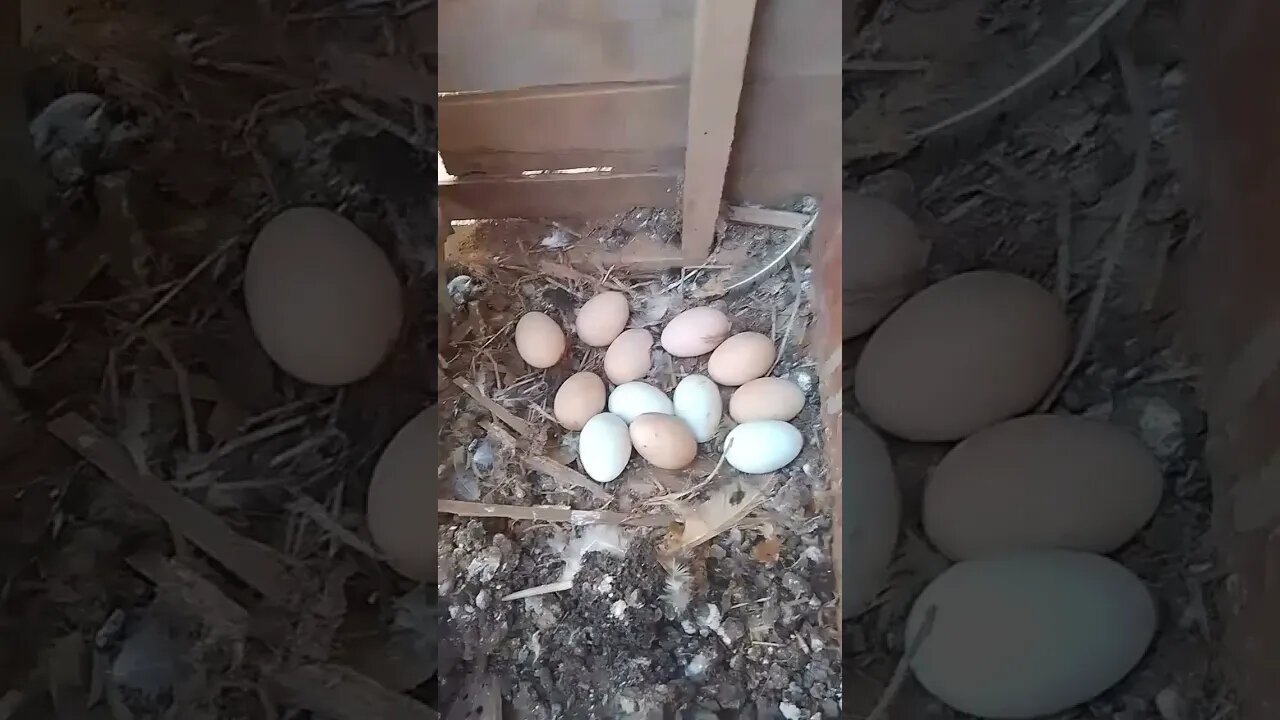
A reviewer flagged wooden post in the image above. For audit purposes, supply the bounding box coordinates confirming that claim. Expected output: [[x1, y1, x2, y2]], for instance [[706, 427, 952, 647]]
[[680, 0, 758, 263]]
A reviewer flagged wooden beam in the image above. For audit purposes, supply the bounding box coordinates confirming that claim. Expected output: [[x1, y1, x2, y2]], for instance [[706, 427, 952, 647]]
[[680, 0, 758, 262], [726, 205, 809, 229], [440, 171, 678, 220]]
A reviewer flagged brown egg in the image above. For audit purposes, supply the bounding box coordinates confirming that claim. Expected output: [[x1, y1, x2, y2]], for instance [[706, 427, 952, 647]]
[[575, 291, 629, 347], [514, 311, 566, 368], [845, 194, 929, 339], [629, 413, 697, 469], [244, 207, 403, 386], [708, 332, 776, 386], [367, 405, 438, 582], [660, 307, 730, 357], [855, 271, 1070, 442], [729, 377, 806, 422], [604, 328, 654, 384], [553, 372, 607, 430], [924, 414, 1163, 559]]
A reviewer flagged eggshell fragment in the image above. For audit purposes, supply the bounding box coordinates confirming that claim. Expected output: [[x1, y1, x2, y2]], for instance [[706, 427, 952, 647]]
[[367, 405, 438, 581], [608, 382, 674, 423], [844, 193, 929, 338], [514, 311, 566, 368], [729, 377, 806, 423], [855, 271, 1070, 441], [843, 413, 900, 618], [579, 413, 632, 483], [924, 414, 1162, 560], [244, 207, 402, 386], [603, 329, 654, 384], [660, 307, 730, 357], [672, 374, 722, 442], [553, 372, 607, 431], [707, 332, 776, 386], [724, 421, 803, 473], [907, 551, 1156, 719], [630, 413, 698, 470], [575, 291, 629, 347]]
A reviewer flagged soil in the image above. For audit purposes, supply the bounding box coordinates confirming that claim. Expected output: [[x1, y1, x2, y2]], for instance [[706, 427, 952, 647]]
[[438, 214, 840, 719], [846, 0, 1233, 718]]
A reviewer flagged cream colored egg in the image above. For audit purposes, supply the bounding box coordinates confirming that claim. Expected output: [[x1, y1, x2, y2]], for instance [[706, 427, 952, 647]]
[[514, 311, 566, 368], [707, 332, 776, 386], [660, 307, 730, 357], [923, 414, 1163, 560], [843, 413, 900, 618], [907, 551, 1156, 719], [604, 329, 654, 384], [724, 421, 803, 473], [244, 207, 402, 386], [855, 271, 1070, 442], [553, 372, 606, 431], [844, 193, 929, 339], [630, 413, 697, 470], [579, 412, 632, 482], [729, 377, 806, 423], [672, 374, 722, 443], [367, 405, 438, 582], [608, 381, 674, 424], [575, 291, 629, 347]]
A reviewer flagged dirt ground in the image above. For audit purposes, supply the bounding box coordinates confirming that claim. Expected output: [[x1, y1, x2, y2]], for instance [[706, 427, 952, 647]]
[[846, 0, 1234, 718], [1, 2, 439, 718], [438, 212, 840, 719]]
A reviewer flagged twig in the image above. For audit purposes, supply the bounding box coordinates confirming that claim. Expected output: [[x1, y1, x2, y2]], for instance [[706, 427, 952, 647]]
[[771, 261, 806, 372], [288, 495, 385, 561], [1054, 189, 1072, 303], [123, 234, 244, 345], [867, 604, 937, 720], [453, 377, 533, 437], [142, 327, 200, 455], [439, 500, 672, 527], [1038, 42, 1149, 412], [339, 98, 425, 150]]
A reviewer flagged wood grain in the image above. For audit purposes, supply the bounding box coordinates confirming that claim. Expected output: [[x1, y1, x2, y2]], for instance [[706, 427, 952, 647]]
[[680, 0, 757, 262]]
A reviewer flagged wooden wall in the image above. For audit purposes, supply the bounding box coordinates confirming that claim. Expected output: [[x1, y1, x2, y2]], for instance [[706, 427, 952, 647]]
[[438, 0, 840, 221]]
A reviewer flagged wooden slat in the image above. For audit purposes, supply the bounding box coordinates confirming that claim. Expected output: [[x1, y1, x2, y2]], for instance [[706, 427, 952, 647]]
[[681, 0, 757, 262], [440, 171, 678, 220], [437, 0, 835, 93], [439, 83, 688, 175]]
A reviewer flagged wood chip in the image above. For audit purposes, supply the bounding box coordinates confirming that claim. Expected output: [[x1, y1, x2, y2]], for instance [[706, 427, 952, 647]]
[[452, 377, 533, 437], [127, 553, 249, 644], [48, 413, 296, 602], [726, 205, 809, 230], [268, 664, 438, 720], [439, 500, 672, 527]]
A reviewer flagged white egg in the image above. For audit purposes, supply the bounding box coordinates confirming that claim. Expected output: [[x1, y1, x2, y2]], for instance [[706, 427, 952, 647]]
[[607, 382, 675, 424], [724, 421, 803, 473], [579, 413, 632, 483], [672, 374, 723, 443]]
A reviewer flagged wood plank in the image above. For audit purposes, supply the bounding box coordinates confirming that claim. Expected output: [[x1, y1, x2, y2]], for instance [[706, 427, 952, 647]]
[[436, 0, 835, 93], [726, 205, 809, 229], [439, 82, 688, 175], [440, 171, 678, 220], [680, 0, 757, 262], [727, 74, 842, 205]]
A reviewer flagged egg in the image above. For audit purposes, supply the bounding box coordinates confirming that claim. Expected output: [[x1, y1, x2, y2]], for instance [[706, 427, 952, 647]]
[[844, 193, 929, 338], [514, 311, 566, 368], [660, 307, 731, 357], [907, 551, 1156, 719], [244, 207, 402, 386], [579, 412, 632, 482], [924, 414, 1162, 559], [367, 405, 438, 581], [553, 372, 607, 431], [604, 329, 654, 384], [607, 381, 674, 423], [843, 413, 900, 618], [630, 413, 698, 469], [672, 374, 722, 442], [575, 291, 629, 347], [855, 271, 1070, 442], [728, 377, 806, 422], [724, 421, 803, 473], [707, 332, 776, 386]]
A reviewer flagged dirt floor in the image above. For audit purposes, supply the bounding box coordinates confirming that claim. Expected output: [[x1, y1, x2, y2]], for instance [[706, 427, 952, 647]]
[[1, 2, 439, 718], [437, 213, 841, 719], [846, 0, 1234, 718]]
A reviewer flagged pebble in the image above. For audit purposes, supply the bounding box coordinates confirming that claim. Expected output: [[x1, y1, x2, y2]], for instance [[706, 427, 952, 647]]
[[779, 702, 803, 720]]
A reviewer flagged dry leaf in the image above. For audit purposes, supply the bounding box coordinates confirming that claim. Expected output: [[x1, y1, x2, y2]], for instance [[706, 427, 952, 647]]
[[751, 537, 782, 565]]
